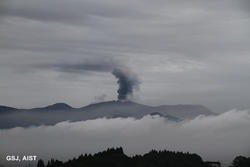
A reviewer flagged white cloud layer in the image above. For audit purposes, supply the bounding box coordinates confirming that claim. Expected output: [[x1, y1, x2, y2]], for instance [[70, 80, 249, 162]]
[[0, 110, 249, 166]]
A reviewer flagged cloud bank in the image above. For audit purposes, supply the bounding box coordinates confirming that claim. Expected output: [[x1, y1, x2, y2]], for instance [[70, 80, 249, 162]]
[[0, 110, 249, 166]]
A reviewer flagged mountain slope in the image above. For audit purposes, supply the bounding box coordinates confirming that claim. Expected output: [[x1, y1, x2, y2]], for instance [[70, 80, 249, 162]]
[[0, 101, 215, 129], [31, 103, 73, 111], [0, 106, 17, 113], [154, 104, 213, 119], [78, 101, 214, 120]]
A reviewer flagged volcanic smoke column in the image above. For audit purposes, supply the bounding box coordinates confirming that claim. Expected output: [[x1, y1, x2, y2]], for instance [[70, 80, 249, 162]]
[[112, 68, 140, 101], [36, 61, 141, 101]]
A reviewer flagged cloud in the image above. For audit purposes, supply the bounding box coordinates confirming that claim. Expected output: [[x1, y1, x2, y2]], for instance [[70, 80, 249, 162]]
[[94, 94, 107, 102], [36, 59, 119, 74], [0, 0, 250, 112], [0, 0, 148, 24], [35, 60, 140, 100], [0, 110, 249, 166]]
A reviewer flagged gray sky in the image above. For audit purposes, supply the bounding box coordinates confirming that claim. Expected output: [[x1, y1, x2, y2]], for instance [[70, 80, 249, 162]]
[[0, 0, 250, 112]]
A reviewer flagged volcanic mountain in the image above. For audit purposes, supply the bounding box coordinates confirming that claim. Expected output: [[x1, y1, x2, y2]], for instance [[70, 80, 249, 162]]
[[0, 101, 215, 129]]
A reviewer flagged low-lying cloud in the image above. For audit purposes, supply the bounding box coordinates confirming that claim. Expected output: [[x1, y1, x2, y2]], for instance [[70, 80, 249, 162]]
[[0, 110, 249, 166]]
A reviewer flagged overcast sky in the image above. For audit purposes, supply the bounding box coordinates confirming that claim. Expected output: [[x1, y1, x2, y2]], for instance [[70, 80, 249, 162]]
[[0, 0, 250, 112]]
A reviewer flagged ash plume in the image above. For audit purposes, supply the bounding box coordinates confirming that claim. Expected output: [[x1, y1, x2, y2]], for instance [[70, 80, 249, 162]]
[[112, 68, 140, 101], [36, 61, 140, 101]]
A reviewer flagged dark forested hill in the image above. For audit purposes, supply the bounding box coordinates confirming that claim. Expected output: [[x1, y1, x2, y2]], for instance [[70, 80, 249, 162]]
[[37, 147, 207, 167], [230, 156, 250, 167]]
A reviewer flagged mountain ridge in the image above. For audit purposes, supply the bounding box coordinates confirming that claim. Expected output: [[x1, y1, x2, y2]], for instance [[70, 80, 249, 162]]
[[0, 101, 214, 113], [0, 101, 215, 129]]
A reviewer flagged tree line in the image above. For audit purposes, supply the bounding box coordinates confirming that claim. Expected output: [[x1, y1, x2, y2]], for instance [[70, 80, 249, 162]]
[[37, 147, 205, 167], [37, 147, 250, 167]]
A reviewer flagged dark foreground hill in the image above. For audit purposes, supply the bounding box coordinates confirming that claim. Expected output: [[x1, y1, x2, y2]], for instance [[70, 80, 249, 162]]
[[0, 101, 215, 129], [230, 156, 250, 167], [37, 147, 207, 167]]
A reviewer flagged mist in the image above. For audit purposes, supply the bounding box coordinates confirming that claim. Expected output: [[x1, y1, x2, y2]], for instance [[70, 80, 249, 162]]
[[0, 109, 249, 166]]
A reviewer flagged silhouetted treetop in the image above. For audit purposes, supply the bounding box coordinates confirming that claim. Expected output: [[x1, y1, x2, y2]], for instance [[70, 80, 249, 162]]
[[39, 147, 208, 167]]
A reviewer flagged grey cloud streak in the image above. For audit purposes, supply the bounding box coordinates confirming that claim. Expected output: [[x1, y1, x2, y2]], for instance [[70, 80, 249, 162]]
[[0, 0, 149, 24], [37, 61, 140, 101]]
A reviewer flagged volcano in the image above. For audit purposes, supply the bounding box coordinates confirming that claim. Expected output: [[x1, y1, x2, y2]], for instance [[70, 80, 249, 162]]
[[0, 101, 215, 129]]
